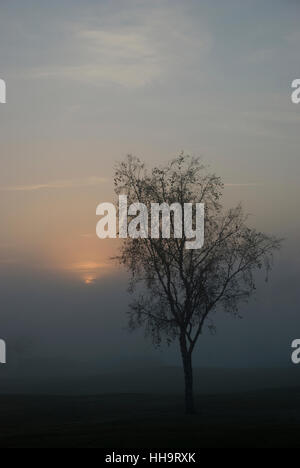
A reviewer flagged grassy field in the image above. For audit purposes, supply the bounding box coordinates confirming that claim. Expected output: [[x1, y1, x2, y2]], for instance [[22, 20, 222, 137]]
[[0, 387, 299, 447]]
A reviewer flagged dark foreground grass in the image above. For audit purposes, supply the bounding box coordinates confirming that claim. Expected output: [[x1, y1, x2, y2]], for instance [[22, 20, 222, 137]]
[[0, 387, 300, 447]]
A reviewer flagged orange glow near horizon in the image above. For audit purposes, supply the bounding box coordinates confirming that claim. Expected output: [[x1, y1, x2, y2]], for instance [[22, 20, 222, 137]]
[[84, 276, 95, 285], [64, 260, 111, 284], [28, 229, 121, 284]]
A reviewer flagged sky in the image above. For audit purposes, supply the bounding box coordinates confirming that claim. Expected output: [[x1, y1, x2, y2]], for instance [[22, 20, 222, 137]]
[[0, 0, 299, 375]]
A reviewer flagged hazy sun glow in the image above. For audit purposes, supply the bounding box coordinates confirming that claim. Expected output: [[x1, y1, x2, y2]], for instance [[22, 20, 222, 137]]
[[63, 260, 112, 284], [84, 276, 96, 285]]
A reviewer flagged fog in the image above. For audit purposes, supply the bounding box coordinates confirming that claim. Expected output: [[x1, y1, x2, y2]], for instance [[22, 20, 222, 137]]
[[0, 237, 299, 387]]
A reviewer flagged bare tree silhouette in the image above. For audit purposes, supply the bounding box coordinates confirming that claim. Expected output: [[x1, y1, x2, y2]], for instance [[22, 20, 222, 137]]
[[114, 154, 282, 414]]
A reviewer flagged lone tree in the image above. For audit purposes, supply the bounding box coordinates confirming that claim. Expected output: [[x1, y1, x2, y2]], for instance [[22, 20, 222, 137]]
[[114, 154, 281, 414]]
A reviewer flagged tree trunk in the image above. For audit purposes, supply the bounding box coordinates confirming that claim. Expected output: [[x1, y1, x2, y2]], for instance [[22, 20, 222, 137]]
[[180, 333, 195, 414]]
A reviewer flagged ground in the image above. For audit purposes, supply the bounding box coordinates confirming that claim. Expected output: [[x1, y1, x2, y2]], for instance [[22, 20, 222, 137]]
[[0, 387, 299, 447]]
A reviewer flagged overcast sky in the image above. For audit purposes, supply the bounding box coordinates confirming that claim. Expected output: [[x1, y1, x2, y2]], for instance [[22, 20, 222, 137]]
[[0, 0, 299, 373]]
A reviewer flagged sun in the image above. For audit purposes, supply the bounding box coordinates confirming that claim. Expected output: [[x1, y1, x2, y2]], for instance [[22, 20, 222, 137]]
[[83, 275, 96, 285], [61, 260, 112, 284]]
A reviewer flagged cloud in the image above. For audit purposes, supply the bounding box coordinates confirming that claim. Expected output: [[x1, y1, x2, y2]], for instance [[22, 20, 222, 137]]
[[30, 29, 161, 87], [79, 234, 94, 238], [0, 177, 260, 193], [0, 176, 107, 192], [224, 183, 262, 187], [27, 4, 211, 88]]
